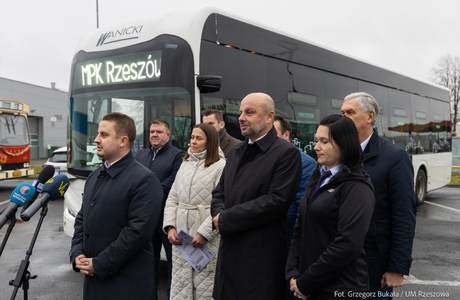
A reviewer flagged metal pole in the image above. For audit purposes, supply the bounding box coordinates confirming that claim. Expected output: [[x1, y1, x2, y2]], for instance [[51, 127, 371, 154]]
[[96, 0, 99, 28]]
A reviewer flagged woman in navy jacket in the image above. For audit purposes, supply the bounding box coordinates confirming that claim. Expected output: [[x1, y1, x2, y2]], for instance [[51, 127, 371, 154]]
[[286, 115, 375, 300]]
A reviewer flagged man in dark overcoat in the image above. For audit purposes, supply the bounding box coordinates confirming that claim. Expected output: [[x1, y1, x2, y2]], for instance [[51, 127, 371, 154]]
[[341, 92, 416, 300], [71, 112, 163, 300], [211, 93, 302, 300]]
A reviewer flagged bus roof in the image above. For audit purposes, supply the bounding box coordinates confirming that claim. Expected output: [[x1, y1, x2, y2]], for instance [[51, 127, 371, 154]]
[[74, 6, 449, 101], [0, 98, 30, 114]]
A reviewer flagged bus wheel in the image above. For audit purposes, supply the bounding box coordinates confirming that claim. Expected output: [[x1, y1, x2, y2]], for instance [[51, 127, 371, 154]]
[[415, 169, 426, 206]]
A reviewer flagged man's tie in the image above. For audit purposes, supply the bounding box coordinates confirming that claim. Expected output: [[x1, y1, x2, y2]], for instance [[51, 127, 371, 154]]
[[98, 165, 108, 178], [308, 170, 332, 203], [239, 143, 256, 167]]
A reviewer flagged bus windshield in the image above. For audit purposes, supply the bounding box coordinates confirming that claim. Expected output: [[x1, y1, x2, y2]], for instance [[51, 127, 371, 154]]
[[0, 114, 30, 146], [67, 35, 194, 177]]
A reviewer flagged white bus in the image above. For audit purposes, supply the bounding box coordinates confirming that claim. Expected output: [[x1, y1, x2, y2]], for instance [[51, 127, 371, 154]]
[[63, 6, 451, 237]]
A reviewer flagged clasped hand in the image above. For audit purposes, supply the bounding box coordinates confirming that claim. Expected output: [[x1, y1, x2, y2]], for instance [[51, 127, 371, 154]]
[[75, 255, 95, 276], [290, 278, 309, 299]]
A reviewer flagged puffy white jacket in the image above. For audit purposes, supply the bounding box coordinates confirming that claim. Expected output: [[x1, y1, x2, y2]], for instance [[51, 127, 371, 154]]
[[163, 149, 225, 300]]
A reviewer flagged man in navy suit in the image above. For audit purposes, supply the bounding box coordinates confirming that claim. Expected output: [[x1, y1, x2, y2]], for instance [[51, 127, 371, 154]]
[[71, 112, 163, 300], [135, 119, 184, 300], [341, 92, 416, 300]]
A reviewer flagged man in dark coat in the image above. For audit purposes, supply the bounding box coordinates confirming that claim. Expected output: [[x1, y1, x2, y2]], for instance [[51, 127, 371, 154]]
[[211, 93, 302, 300], [135, 119, 184, 300], [341, 92, 416, 299], [203, 109, 241, 158], [71, 112, 163, 300]]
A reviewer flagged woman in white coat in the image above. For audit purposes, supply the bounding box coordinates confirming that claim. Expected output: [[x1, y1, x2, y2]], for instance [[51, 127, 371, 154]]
[[163, 123, 226, 300]]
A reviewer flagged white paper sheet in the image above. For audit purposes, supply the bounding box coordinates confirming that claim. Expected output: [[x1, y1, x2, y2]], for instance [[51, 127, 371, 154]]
[[175, 229, 215, 273]]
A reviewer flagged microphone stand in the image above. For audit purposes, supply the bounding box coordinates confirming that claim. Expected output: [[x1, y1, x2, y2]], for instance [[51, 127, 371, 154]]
[[9, 203, 48, 300], [0, 214, 17, 257]]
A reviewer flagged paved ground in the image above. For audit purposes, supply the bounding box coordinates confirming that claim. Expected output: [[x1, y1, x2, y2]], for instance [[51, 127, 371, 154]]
[[2, 171, 459, 300], [0, 179, 169, 300]]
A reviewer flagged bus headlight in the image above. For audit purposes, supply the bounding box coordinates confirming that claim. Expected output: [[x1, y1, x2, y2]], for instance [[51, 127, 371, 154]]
[[65, 204, 77, 218], [23, 162, 30, 168]]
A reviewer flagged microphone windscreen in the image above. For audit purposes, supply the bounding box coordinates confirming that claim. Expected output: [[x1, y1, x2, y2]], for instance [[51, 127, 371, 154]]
[[38, 165, 55, 183], [42, 174, 70, 200], [10, 182, 36, 206]]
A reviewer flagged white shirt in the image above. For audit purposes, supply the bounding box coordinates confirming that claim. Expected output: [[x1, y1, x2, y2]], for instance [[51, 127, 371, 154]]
[[361, 132, 373, 152], [104, 158, 122, 169], [248, 132, 268, 144], [321, 164, 343, 187]]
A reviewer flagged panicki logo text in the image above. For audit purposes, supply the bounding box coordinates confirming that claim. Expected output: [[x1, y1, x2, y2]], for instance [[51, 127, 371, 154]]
[[96, 25, 143, 47]]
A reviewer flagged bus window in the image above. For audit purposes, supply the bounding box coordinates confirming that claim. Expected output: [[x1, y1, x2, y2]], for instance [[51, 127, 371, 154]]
[[113, 98, 145, 151], [0, 115, 29, 146], [410, 95, 430, 154], [224, 98, 243, 140], [287, 92, 317, 106], [325, 74, 357, 116], [202, 97, 225, 114], [430, 99, 450, 153], [331, 98, 343, 109], [145, 90, 191, 150], [284, 104, 319, 159], [69, 86, 191, 175], [388, 89, 411, 150]]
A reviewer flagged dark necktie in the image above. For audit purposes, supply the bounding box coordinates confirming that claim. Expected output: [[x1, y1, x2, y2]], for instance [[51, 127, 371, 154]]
[[98, 165, 108, 178], [239, 143, 256, 167], [309, 170, 332, 203]]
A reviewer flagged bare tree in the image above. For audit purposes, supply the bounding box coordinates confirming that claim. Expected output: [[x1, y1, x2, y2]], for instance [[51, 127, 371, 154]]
[[431, 55, 460, 132]]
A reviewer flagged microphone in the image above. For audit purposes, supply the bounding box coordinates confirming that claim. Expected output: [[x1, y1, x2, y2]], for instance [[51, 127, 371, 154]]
[[21, 165, 55, 213], [20, 175, 70, 222], [0, 183, 36, 229]]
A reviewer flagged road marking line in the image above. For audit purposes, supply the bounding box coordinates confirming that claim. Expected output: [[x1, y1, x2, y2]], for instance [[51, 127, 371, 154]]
[[0, 200, 9, 206], [405, 274, 460, 286], [424, 201, 460, 213]]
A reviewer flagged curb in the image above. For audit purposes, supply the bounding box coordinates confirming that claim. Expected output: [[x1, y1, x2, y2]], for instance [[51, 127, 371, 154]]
[[446, 184, 460, 188]]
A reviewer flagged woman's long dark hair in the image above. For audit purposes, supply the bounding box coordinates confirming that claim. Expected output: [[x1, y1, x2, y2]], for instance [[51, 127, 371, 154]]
[[183, 123, 220, 167], [318, 114, 363, 170]]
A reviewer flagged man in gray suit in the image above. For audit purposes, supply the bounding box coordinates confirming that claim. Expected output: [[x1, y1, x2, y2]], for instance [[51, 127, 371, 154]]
[[203, 109, 240, 158]]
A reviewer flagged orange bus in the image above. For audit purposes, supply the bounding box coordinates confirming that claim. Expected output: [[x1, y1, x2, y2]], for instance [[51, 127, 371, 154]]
[[0, 99, 34, 180]]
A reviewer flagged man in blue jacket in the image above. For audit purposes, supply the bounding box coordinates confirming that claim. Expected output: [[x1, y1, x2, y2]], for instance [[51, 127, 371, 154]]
[[341, 92, 416, 299], [274, 114, 316, 300], [273, 114, 316, 247], [135, 119, 185, 300]]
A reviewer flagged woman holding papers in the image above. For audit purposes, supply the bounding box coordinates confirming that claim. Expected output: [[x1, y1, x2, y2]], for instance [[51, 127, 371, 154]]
[[163, 123, 225, 300], [286, 115, 375, 300]]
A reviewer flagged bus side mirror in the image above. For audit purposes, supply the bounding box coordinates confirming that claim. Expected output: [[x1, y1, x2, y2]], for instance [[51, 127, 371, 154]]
[[197, 75, 222, 93]]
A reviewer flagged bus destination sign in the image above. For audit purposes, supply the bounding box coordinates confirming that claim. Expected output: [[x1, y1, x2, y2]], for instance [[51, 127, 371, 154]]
[[74, 50, 162, 89]]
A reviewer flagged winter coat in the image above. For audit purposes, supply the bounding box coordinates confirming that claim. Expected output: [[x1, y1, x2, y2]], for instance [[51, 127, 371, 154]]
[[363, 130, 416, 282], [211, 126, 302, 300], [70, 152, 163, 300], [163, 149, 226, 300], [286, 165, 375, 297]]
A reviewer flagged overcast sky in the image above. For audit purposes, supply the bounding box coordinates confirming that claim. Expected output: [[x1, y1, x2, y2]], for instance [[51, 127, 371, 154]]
[[1, 0, 459, 91]]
